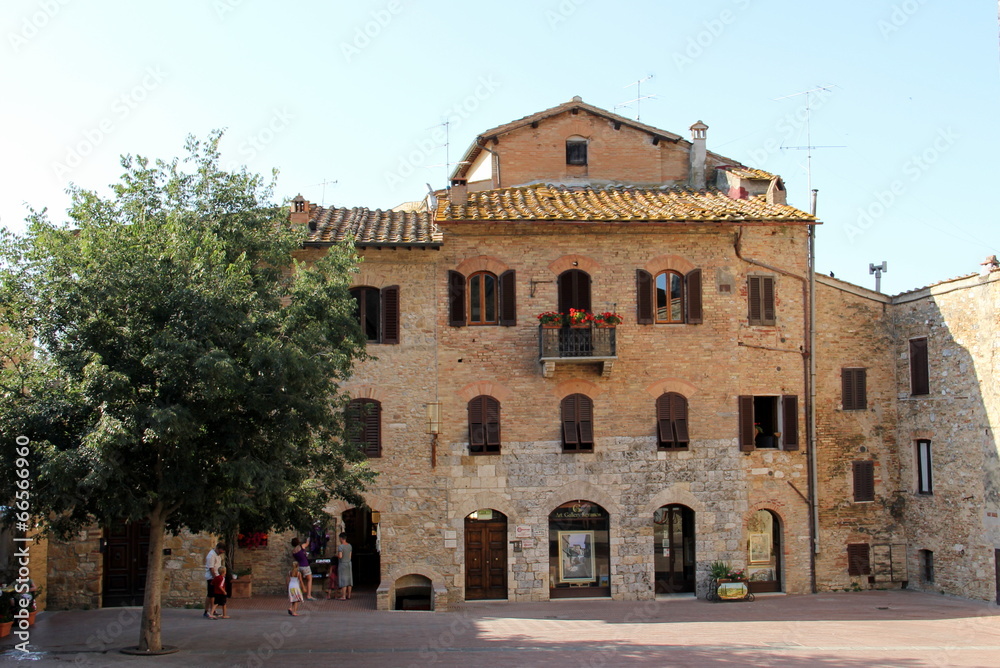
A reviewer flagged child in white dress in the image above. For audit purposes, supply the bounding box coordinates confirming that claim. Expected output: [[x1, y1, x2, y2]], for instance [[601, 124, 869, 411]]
[[287, 561, 304, 616]]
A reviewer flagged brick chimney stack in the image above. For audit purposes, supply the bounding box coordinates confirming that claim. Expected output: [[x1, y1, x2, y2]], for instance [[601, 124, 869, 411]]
[[290, 193, 311, 225], [689, 120, 708, 190], [450, 178, 468, 206]]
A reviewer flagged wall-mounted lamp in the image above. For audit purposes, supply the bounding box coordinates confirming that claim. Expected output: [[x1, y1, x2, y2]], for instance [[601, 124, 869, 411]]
[[425, 402, 441, 435]]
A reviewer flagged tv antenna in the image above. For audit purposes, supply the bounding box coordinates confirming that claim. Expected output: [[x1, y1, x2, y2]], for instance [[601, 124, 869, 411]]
[[869, 261, 887, 293], [308, 178, 338, 206], [424, 120, 472, 188], [774, 84, 844, 196], [615, 75, 656, 122]]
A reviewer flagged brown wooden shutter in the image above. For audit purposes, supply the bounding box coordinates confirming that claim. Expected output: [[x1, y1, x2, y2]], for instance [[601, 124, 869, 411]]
[[842, 368, 855, 409], [578, 395, 594, 448], [847, 543, 871, 576], [853, 461, 875, 501], [636, 269, 653, 324], [381, 285, 400, 344], [469, 397, 485, 452], [685, 268, 702, 324], [656, 394, 670, 447], [855, 368, 867, 409], [738, 395, 755, 451], [499, 270, 516, 326], [782, 395, 799, 450], [747, 276, 762, 325], [485, 397, 500, 449], [842, 368, 867, 410], [448, 270, 466, 327], [559, 269, 591, 312], [671, 393, 689, 446], [761, 276, 776, 325], [352, 399, 381, 458], [561, 395, 579, 447], [910, 338, 929, 395]]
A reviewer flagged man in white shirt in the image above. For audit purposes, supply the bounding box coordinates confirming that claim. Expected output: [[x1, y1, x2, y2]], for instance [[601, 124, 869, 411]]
[[204, 542, 226, 618]]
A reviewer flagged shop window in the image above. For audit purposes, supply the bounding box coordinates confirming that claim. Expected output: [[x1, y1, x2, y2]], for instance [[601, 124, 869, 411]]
[[916, 440, 932, 494], [347, 398, 381, 458], [636, 268, 702, 324], [853, 461, 875, 502], [548, 501, 609, 598], [737, 395, 798, 451], [561, 394, 594, 452], [910, 338, 929, 395], [841, 367, 867, 410], [448, 270, 516, 327], [656, 392, 689, 450], [468, 395, 500, 454], [350, 285, 399, 344], [747, 275, 775, 326]]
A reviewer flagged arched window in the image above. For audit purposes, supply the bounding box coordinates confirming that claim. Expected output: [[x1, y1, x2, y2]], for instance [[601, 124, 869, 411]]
[[558, 269, 591, 313], [468, 271, 498, 325], [656, 392, 689, 450], [468, 395, 501, 454], [636, 268, 702, 325], [347, 398, 381, 458], [561, 393, 594, 452], [655, 271, 684, 323], [350, 285, 400, 344]]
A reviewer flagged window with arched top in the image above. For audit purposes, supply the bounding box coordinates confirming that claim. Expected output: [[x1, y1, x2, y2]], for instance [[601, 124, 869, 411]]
[[558, 269, 591, 313], [468, 271, 498, 325], [468, 395, 500, 454], [656, 392, 689, 450], [448, 269, 516, 327], [561, 393, 594, 452], [636, 268, 702, 325], [566, 136, 588, 165], [347, 398, 381, 458]]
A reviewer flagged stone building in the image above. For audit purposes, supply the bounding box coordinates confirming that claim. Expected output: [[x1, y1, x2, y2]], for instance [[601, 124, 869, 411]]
[[34, 98, 1000, 610]]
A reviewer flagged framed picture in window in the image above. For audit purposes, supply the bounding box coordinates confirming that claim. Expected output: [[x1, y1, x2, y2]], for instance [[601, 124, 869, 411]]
[[749, 534, 771, 564], [558, 531, 595, 583]]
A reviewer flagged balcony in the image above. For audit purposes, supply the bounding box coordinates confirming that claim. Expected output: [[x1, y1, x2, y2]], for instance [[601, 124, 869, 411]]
[[538, 325, 617, 378]]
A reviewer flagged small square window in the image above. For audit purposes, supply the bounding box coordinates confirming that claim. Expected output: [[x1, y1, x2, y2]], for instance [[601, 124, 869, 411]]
[[566, 140, 588, 166]]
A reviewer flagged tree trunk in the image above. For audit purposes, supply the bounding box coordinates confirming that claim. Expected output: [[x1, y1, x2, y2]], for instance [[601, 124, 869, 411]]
[[137, 503, 167, 652]]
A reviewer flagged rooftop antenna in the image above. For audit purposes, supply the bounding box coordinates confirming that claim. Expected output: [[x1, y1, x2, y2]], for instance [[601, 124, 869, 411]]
[[774, 84, 844, 200], [615, 75, 656, 122], [869, 261, 887, 293], [308, 179, 338, 206], [425, 120, 473, 188]]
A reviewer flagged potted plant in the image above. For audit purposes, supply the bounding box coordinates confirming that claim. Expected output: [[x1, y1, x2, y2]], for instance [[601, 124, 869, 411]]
[[709, 561, 731, 581], [28, 586, 41, 625], [230, 567, 253, 598], [537, 311, 565, 328], [567, 308, 592, 328], [593, 311, 623, 327]]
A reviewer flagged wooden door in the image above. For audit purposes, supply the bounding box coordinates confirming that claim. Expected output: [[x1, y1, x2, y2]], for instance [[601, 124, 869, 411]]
[[558, 269, 591, 313], [653, 505, 695, 594], [102, 520, 150, 607], [465, 513, 507, 600]]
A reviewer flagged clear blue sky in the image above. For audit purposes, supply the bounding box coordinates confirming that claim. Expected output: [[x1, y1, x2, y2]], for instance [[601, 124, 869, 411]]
[[2, 0, 997, 293]]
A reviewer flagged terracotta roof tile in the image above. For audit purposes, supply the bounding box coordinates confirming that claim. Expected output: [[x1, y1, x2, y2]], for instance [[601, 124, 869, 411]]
[[725, 167, 777, 180], [436, 184, 813, 223], [305, 206, 442, 246]]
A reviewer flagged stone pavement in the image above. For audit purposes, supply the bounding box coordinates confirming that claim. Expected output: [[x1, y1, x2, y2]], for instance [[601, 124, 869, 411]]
[[2, 590, 1000, 667]]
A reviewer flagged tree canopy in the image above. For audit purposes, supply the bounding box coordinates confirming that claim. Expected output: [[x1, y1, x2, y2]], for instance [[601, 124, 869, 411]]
[[0, 132, 373, 651]]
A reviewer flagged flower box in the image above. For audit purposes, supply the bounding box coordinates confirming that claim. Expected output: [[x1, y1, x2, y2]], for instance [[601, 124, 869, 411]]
[[229, 577, 252, 599]]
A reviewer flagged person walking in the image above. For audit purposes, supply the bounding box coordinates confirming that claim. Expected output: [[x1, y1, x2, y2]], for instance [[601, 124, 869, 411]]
[[334, 532, 353, 600], [291, 537, 315, 600], [287, 561, 304, 616], [203, 542, 226, 618], [209, 566, 230, 619]]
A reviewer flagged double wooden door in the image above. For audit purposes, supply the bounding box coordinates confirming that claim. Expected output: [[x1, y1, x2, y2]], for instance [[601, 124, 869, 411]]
[[465, 513, 508, 600], [102, 520, 150, 607]]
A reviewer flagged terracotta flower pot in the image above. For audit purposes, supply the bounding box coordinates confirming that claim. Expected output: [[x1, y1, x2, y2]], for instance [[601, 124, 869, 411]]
[[0, 621, 13, 638]]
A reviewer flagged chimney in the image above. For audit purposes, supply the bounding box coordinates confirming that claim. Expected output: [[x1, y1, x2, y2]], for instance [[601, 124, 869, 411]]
[[290, 194, 311, 225], [450, 178, 468, 206], [689, 120, 708, 190]]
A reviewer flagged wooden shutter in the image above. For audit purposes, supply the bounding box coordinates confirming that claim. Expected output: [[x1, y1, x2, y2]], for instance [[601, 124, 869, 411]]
[[761, 276, 775, 325], [747, 276, 762, 325], [910, 338, 929, 395], [656, 394, 671, 447], [853, 461, 875, 502], [738, 395, 755, 451], [485, 397, 500, 450], [499, 270, 516, 326], [381, 285, 400, 344], [636, 269, 653, 324], [578, 395, 594, 449], [469, 397, 485, 452], [847, 543, 871, 576], [782, 395, 799, 450], [448, 270, 466, 327], [842, 368, 866, 410], [559, 269, 591, 312], [561, 395, 579, 448], [349, 399, 381, 458], [671, 393, 689, 446], [685, 268, 702, 324]]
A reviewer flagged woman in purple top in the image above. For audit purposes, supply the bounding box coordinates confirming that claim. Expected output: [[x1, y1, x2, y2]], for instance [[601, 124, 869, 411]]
[[291, 537, 315, 600]]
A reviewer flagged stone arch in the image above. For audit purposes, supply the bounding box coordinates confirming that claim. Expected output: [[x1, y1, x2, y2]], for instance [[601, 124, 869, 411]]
[[457, 380, 514, 404], [554, 378, 603, 400], [351, 269, 391, 290], [644, 378, 700, 399], [327, 492, 392, 518], [450, 491, 518, 525], [348, 386, 387, 403], [549, 254, 601, 276], [455, 255, 510, 276], [544, 479, 620, 517], [644, 254, 696, 276], [642, 484, 706, 517]]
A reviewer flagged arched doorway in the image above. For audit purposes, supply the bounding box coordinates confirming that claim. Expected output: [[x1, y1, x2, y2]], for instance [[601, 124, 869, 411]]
[[342, 506, 381, 588], [464, 509, 508, 600], [549, 500, 610, 598], [746, 509, 781, 593], [557, 269, 592, 313], [653, 504, 695, 594]]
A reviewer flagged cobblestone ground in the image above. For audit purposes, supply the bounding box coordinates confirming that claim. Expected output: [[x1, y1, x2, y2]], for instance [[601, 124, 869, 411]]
[[3, 590, 999, 667]]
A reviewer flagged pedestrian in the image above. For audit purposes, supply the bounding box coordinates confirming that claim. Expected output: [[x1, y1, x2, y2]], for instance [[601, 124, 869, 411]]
[[291, 536, 315, 600], [209, 566, 230, 619], [203, 542, 226, 618], [287, 561, 304, 616], [334, 532, 353, 600]]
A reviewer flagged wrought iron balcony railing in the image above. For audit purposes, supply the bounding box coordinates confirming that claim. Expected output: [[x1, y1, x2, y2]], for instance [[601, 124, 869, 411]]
[[538, 325, 617, 377]]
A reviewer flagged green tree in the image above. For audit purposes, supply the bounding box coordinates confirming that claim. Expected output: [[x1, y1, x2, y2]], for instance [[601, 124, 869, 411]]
[[0, 132, 373, 652]]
